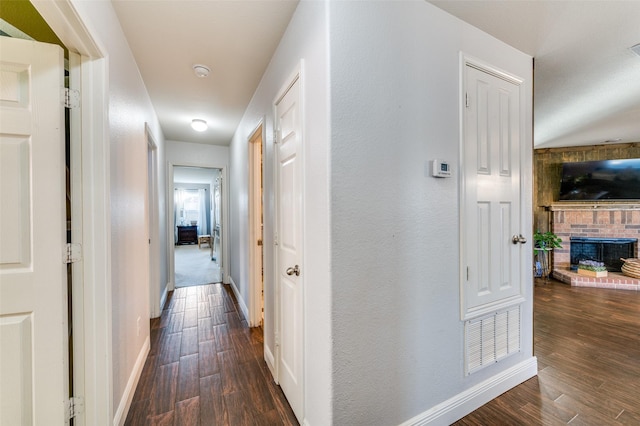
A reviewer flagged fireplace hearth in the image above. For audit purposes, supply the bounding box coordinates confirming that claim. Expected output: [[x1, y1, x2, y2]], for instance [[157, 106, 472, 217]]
[[570, 237, 637, 272]]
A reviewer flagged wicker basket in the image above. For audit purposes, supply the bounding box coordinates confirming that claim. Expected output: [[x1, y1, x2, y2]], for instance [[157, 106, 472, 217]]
[[621, 258, 640, 279]]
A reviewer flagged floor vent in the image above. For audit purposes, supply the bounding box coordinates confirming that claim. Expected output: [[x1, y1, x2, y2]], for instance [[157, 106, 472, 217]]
[[465, 305, 521, 375]]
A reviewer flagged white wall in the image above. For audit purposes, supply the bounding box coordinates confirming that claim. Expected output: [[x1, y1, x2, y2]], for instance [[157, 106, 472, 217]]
[[70, 0, 167, 422], [329, 1, 533, 424], [227, 1, 331, 424]]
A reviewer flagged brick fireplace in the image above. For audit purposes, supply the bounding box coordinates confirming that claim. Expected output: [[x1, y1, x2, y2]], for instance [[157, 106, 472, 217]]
[[549, 204, 640, 290]]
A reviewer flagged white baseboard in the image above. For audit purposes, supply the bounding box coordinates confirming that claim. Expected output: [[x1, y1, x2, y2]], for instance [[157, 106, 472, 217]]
[[113, 336, 150, 426], [264, 342, 277, 380], [228, 275, 249, 322], [160, 284, 168, 310], [400, 357, 538, 426]]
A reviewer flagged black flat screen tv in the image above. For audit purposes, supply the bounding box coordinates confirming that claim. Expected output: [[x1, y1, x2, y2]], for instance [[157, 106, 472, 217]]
[[558, 158, 640, 201]]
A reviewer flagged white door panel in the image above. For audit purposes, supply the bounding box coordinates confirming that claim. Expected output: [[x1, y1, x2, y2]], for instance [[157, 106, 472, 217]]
[[275, 75, 303, 421], [463, 64, 524, 319], [0, 37, 67, 425]]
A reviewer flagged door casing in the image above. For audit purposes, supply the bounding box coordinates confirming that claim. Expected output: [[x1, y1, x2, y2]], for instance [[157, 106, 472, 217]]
[[249, 121, 265, 327], [32, 1, 113, 424], [459, 54, 530, 320], [273, 65, 305, 422]]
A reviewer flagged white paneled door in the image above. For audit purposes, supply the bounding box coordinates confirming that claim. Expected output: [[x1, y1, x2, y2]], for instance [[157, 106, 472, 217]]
[[462, 63, 526, 319], [275, 74, 303, 422], [0, 38, 67, 424]]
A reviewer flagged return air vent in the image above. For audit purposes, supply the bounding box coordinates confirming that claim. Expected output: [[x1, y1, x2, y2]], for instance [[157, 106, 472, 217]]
[[465, 305, 521, 375]]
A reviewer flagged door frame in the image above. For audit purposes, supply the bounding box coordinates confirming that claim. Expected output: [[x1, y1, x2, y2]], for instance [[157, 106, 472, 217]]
[[167, 163, 229, 291], [459, 53, 530, 320], [146, 123, 162, 318], [32, 1, 113, 424], [248, 120, 265, 327], [273, 65, 305, 420]]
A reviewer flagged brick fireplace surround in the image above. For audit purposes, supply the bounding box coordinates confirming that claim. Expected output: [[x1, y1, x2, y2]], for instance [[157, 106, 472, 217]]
[[550, 204, 640, 291]]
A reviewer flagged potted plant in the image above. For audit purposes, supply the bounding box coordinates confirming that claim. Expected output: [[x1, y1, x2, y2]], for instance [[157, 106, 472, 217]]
[[577, 259, 607, 277], [533, 230, 563, 279]]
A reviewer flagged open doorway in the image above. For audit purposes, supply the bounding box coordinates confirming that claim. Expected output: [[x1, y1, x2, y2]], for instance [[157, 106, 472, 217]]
[[249, 123, 265, 327], [173, 166, 222, 287]]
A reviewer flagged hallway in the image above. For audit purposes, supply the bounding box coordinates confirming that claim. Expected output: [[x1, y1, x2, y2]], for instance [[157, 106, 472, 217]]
[[125, 284, 298, 425]]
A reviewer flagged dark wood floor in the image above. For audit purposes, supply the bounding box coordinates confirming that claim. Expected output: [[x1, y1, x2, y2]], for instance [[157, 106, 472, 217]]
[[455, 278, 640, 425], [124, 283, 298, 425], [127, 279, 640, 425]]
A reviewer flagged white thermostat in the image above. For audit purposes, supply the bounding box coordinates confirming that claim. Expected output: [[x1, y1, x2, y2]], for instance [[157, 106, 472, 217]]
[[432, 159, 452, 178]]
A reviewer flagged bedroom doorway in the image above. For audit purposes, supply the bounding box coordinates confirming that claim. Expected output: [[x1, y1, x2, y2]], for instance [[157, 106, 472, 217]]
[[173, 166, 222, 287]]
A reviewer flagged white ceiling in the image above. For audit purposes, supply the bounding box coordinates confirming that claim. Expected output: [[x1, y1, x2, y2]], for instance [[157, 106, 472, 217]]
[[111, 0, 299, 146], [113, 0, 640, 149], [429, 0, 640, 148]]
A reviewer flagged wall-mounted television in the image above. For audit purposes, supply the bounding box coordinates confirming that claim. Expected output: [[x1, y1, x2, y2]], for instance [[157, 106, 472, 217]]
[[559, 158, 640, 201]]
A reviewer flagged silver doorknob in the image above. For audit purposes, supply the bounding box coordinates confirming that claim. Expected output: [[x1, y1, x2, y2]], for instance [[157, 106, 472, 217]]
[[512, 234, 527, 244], [286, 265, 300, 276]]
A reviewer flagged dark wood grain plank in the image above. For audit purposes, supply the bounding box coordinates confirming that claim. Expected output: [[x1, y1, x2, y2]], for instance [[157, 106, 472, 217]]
[[197, 317, 214, 342], [237, 359, 276, 414], [177, 354, 200, 401], [180, 327, 198, 356], [213, 324, 232, 351], [174, 396, 199, 426], [168, 311, 184, 334], [159, 332, 182, 365], [197, 301, 210, 319], [183, 309, 198, 329], [198, 340, 219, 377], [148, 411, 174, 426], [150, 362, 179, 415], [218, 350, 242, 394], [224, 391, 257, 425], [199, 374, 228, 425], [210, 305, 226, 326]]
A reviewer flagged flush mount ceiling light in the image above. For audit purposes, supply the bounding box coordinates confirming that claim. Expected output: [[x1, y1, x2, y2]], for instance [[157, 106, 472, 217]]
[[631, 43, 640, 57], [192, 64, 211, 78], [603, 138, 622, 143], [191, 119, 208, 132]]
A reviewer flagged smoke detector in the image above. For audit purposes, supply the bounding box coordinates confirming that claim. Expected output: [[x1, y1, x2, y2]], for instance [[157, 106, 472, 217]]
[[192, 64, 211, 78]]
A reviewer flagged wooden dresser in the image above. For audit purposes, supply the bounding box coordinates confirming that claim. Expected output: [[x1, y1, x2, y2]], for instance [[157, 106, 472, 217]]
[[177, 225, 198, 245]]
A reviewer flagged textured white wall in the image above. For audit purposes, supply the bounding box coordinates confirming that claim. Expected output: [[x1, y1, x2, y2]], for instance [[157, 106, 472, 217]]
[[329, 1, 533, 424], [70, 0, 166, 419], [227, 1, 331, 424]]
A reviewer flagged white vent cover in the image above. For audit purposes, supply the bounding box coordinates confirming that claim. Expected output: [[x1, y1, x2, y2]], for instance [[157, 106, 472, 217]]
[[465, 305, 521, 374]]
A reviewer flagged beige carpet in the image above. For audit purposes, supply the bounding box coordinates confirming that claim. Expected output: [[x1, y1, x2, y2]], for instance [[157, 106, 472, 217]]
[[174, 244, 221, 287]]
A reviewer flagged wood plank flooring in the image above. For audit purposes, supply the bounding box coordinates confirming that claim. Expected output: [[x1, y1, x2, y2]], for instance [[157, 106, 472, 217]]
[[127, 279, 640, 425], [455, 278, 640, 425], [125, 283, 298, 426]]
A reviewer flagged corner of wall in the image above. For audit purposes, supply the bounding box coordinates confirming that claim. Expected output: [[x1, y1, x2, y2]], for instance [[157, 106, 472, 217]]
[[227, 275, 249, 322]]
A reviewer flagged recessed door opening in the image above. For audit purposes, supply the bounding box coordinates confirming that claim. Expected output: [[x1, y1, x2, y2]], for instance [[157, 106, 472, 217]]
[[173, 166, 223, 288], [249, 123, 265, 329]]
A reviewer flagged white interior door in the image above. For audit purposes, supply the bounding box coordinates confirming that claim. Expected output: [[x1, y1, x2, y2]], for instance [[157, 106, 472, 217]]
[[462, 63, 525, 319], [275, 74, 303, 421], [0, 37, 67, 424]]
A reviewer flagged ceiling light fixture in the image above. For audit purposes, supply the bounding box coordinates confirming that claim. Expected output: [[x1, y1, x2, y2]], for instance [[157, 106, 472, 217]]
[[192, 64, 211, 78], [191, 119, 208, 132], [603, 138, 622, 143], [631, 43, 640, 57]]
